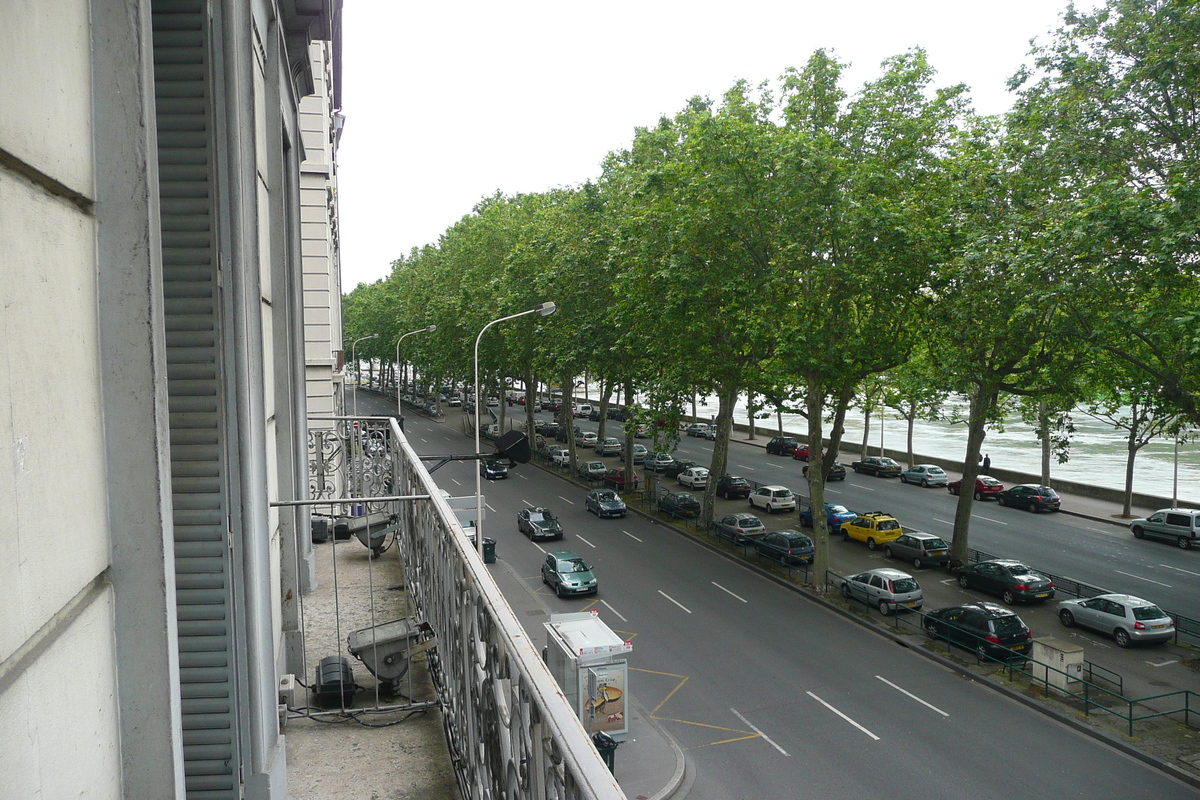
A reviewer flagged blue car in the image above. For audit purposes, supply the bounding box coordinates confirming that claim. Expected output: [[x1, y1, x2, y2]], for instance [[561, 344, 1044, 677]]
[[799, 503, 856, 532]]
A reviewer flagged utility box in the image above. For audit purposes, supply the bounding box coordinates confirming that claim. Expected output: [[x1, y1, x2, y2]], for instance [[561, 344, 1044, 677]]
[[544, 611, 633, 741], [1031, 637, 1084, 693]]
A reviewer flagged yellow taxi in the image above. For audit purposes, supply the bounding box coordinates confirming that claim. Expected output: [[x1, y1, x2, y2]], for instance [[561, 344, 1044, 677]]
[[841, 512, 904, 550]]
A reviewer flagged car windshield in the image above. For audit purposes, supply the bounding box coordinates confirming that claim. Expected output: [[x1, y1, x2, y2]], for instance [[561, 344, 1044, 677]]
[[788, 535, 813, 547], [1037, 487, 1058, 497], [562, 559, 591, 573], [1008, 564, 1035, 575], [928, 467, 945, 474], [890, 578, 919, 593], [829, 505, 850, 515], [881, 458, 899, 466], [981, 478, 1001, 486], [878, 519, 900, 531], [529, 513, 545, 523], [991, 616, 1025, 634], [924, 538, 949, 549], [773, 490, 792, 498], [1132, 605, 1167, 621], [596, 492, 615, 501]]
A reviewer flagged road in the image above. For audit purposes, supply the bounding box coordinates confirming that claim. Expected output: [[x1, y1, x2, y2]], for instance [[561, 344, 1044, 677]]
[[361, 392, 1200, 799]]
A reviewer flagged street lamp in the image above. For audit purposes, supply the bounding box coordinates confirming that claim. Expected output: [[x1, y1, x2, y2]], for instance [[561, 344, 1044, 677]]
[[474, 302, 557, 559], [349, 333, 379, 418], [395, 325, 437, 421]]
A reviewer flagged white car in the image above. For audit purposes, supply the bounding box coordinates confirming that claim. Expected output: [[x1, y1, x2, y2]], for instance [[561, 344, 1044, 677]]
[[749, 485, 797, 514], [547, 446, 570, 466], [576, 431, 598, 447], [678, 467, 709, 489]]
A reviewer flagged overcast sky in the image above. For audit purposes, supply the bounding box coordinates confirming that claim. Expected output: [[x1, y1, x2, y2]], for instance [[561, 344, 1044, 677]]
[[336, 1, 1091, 291]]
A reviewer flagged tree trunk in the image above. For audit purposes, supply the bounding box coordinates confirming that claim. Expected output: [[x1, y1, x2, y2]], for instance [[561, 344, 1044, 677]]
[[949, 387, 995, 570], [827, 383, 853, 463], [906, 401, 916, 468], [860, 406, 871, 460], [702, 382, 739, 528], [623, 379, 637, 492], [1123, 423, 1139, 518], [1039, 402, 1052, 485], [524, 372, 537, 451], [777, 409, 784, 436], [596, 381, 612, 443], [805, 380, 829, 589], [747, 392, 756, 441]]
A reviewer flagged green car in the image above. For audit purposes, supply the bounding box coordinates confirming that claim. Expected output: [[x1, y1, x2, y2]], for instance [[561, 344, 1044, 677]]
[[541, 550, 598, 597]]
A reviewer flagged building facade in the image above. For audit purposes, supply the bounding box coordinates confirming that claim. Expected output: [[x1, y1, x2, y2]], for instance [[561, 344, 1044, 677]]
[[0, 1, 340, 798]]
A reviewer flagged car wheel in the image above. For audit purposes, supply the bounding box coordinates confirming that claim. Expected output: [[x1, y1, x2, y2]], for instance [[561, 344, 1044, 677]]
[[840, 583, 851, 599], [1178, 536, 1192, 550], [949, 486, 958, 496], [867, 538, 877, 550], [842, 530, 850, 542], [974, 491, 983, 501], [899, 475, 907, 484], [1002, 589, 1016, 605], [958, 574, 970, 589], [779, 554, 789, 566], [925, 621, 939, 639], [1059, 609, 1075, 627], [556, 583, 565, 598], [882, 546, 893, 559], [541, 572, 548, 586], [1028, 501, 1038, 512], [921, 479, 929, 488], [913, 557, 923, 569], [766, 506, 775, 514], [878, 600, 891, 616], [1132, 525, 1144, 538], [996, 495, 1006, 506], [1114, 628, 1132, 648]]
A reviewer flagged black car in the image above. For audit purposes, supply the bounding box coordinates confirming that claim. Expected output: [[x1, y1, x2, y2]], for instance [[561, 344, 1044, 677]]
[[588, 409, 602, 421], [607, 407, 627, 422], [658, 491, 701, 519], [957, 559, 1055, 605], [715, 475, 752, 500], [996, 484, 1061, 512], [536, 420, 562, 436], [923, 602, 1033, 662], [803, 462, 847, 482], [850, 456, 903, 477], [516, 507, 563, 540], [765, 436, 799, 456], [480, 459, 508, 479], [554, 427, 571, 442], [755, 530, 815, 566], [663, 459, 700, 478]]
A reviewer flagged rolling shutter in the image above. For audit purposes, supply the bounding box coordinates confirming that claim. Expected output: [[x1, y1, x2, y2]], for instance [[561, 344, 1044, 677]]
[[153, 3, 241, 797]]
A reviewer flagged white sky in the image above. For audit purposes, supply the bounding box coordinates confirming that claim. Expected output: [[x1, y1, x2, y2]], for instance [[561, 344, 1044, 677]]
[[337, 1, 1089, 291]]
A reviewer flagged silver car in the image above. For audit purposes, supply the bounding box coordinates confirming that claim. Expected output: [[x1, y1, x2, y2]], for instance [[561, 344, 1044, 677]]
[[882, 531, 951, 569], [899, 464, 948, 487], [1058, 593, 1175, 647], [595, 437, 621, 456], [1130, 508, 1200, 550], [841, 568, 923, 616]]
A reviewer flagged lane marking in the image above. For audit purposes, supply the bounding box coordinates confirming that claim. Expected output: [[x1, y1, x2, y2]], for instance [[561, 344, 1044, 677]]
[[825, 488, 842, 495], [658, 590, 692, 614], [522, 499, 534, 507], [600, 600, 627, 622], [1160, 564, 1200, 578], [972, 515, 1008, 526], [806, 691, 880, 740], [576, 534, 596, 549], [531, 542, 547, 554], [450, 478, 462, 486], [516, 473, 528, 480], [858, 485, 876, 492], [933, 518, 954, 526], [730, 708, 790, 756], [712, 582, 748, 603], [736, 464, 756, 471], [1114, 570, 1172, 588], [623, 530, 643, 542], [558, 496, 575, 505], [1148, 660, 1179, 668], [485, 503, 496, 513], [875, 676, 949, 717]]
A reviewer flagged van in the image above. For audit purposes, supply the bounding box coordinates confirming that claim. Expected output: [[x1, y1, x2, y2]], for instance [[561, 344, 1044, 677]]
[[1131, 508, 1200, 549], [574, 403, 594, 418]]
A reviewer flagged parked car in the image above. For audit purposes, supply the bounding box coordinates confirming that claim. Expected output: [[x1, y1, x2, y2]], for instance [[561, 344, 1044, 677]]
[[645, 452, 676, 473], [1130, 508, 1200, 550], [585, 489, 627, 518], [588, 409, 603, 421], [685, 423, 711, 437], [714, 512, 766, 545], [575, 430, 598, 448], [923, 602, 1033, 661], [678, 467, 709, 489], [850, 456, 903, 477], [486, 396, 500, 408], [882, 531, 951, 569], [658, 491, 701, 519], [447, 395, 462, 407], [517, 507, 564, 541], [765, 436, 800, 456], [840, 568, 923, 616], [803, 461, 847, 482], [748, 485, 797, 514], [755, 530, 815, 566], [548, 447, 570, 467], [948, 475, 1004, 499], [607, 407, 627, 422], [480, 459, 508, 480], [899, 464, 949, 487], [541, 550, 597, 597], [555, 427, 572, 443], [576, 460, 608, 481], [798, 503, 856, 532], [702, 426, 718, 440], [618, 442, 648, 464], [634, 425, 651, 439], [791, 444, 826, 462], [957, 559, 1054, 605], [1058, 593, 1176, 647], [840, 512, 904, 550], [573, 403, 594, 418], [595, 437, 621, 456], [715, 474, 752, 500], [996, 484, 1061, 512], [663, 459, 700, 478], [536, 421, 562, 436], [604, 467, 640, 489]]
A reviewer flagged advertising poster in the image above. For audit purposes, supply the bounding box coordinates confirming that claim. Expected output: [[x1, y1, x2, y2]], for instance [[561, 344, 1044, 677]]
[[584, 665, 627, 735]]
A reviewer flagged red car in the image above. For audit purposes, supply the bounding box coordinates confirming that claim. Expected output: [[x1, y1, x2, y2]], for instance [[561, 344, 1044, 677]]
[[791, 444, 827, 461], [948, 475, 1004, 500], [604, 467, 640, 489]]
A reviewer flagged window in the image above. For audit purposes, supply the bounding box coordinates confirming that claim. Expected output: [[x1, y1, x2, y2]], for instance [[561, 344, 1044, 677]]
[[1166, 513, 1192, 527]]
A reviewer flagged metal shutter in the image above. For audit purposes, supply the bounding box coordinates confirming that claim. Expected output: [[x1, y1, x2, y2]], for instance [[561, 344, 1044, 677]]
[[153, 3, 241, 797]]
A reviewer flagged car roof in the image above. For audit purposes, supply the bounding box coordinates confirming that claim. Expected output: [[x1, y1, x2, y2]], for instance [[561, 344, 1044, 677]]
[[863, 568, 914, 579], [955, 601, 1014, 617], [760, 484, 789, 490], [1095, 593, 1157, 607], [548, 549, 581, 559], [904, 530, 945, 540]]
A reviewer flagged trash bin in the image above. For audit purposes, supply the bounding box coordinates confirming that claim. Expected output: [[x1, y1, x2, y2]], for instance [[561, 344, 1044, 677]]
[[591, 731, 618, 773], [483, 537, 497, 564]]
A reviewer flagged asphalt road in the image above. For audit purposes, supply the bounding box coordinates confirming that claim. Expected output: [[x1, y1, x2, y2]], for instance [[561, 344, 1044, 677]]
[[361, 392, 1200, 799]]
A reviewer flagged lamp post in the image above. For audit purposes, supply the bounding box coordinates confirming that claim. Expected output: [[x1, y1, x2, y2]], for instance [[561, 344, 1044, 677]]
[[474, 302, 557, 559], [349, 333, 379, 418], [394, 325, 437, 422]]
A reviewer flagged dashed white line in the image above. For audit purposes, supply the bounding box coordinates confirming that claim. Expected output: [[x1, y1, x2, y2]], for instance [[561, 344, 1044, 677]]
[[531, 542, 547, 554], [576, 534, 596, 549], [736, 464, 757, 471], [1160, 564, 1200, 578], [658, 590, 692, 614], [730, 708, 789, 756], [858, 485, 876, 492], [933, 518, 955, 526], [711, 582, 748, 603], [450, 478, 462, 486], [485, 503, 496, 513], [1114, 570, 1171, 588], [516, 473, 528, 480], [806, 692, 880, 740], [623, 530, 643, 542], [875, 676, 949, 717], [600, 600, 627, 622], [558, 496, 575, 505], [522, 499, 534, 507], [972, 515, 1008, 526]]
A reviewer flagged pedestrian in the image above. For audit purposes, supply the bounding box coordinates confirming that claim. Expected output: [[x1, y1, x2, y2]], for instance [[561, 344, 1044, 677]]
[[982, 453, 991, 474]]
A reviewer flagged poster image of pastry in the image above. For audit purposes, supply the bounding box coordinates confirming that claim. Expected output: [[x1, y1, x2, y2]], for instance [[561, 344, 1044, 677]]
[[585, 668, 626, 734]]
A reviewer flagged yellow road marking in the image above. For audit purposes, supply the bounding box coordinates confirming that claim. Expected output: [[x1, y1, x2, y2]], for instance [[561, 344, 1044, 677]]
[[652, 718, 754, 733], [686, 734, 763, 750]]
